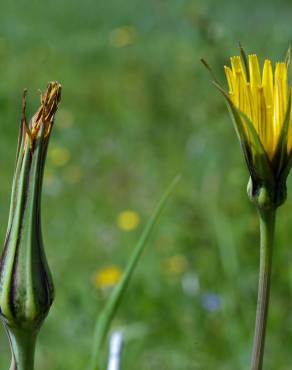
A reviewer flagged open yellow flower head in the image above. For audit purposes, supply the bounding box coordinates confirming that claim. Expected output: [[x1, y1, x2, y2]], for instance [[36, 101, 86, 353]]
[[224, 54, 292, 160], [205, 47, 292, 208]]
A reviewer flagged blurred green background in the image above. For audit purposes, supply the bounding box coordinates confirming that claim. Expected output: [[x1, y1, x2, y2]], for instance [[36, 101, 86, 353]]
[[0, 0, 292, 369]]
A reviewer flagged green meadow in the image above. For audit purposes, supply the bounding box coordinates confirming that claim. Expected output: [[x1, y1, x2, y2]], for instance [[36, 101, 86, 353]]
[[0, 0, 292, 369]]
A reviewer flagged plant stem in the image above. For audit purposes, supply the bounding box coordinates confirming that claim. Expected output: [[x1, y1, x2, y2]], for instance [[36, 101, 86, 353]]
[[5, 327, 37, 370], [250, 207, 276, 370]]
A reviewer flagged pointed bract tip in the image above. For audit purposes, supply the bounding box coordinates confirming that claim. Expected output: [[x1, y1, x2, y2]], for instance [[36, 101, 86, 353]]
[[42, 81, 62, 121], [200, 58, 220, 85], [30, 82, 62, 141], [285, 46, 291, 68]]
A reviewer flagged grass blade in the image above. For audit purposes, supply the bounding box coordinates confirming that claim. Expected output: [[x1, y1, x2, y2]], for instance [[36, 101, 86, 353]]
[[89, 174, 181, 370]]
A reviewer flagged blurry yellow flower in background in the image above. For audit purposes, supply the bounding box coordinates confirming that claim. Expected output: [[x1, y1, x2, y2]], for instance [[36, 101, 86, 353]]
[[56, 108, 74, 129], [164, 255, 189, 276], [94, 266, 122, 289], [117, 210, 140, 231], [48, 145, 71, 167], [109, 26, 136, 48], [44, 167, 55, 186], [63, 165, 83, 184]]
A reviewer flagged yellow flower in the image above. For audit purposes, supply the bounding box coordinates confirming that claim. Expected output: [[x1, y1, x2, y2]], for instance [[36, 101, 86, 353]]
[[48, 145, 71, 167], [109, 26, 136, 48], [224, 54, 291, 160], [117, 210, 140, 231], [207, 47, 292, 208], [94, 266, 122, 289], [164, 255, 188, 275], [63, 165, 82, 184]]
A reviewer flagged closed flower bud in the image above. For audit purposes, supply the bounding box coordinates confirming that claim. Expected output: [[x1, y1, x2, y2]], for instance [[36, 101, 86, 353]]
[[0, 82, 61, 370]]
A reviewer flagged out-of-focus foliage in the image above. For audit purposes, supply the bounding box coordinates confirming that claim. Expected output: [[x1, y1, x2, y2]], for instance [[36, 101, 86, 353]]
[[0, 0, 292, 369]]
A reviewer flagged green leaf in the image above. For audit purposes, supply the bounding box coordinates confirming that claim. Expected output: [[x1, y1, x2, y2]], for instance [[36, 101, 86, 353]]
[[89, 175, 181, 370]]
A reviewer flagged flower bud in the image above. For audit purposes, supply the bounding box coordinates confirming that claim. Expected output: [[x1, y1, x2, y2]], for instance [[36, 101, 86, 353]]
[[0, 82, 61, 369]]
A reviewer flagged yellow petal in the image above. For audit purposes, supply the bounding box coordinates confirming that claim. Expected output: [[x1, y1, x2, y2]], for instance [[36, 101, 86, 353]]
[[224, 66, 235, 94], [248, 55, 262, 133], [262, 59, 273, 106], [249, 54, 261, 88], [274, 62, 288, 139], [257, 86, 272, 157], [262, 60, 274, 156], [230, 57, 248, 111], [231, 56, 246, 80], [287, 88, 292, 152]]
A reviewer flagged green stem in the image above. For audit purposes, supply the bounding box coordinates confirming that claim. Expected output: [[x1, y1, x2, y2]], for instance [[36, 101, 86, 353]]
[[250, 208, 276, 370], [5, 327, 37, 370]]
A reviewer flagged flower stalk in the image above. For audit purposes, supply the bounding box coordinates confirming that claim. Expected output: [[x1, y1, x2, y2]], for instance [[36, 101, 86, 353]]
[[0, 82, 61, 370], [251, 207, 275, 370], [7, 328, 37, 370]]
